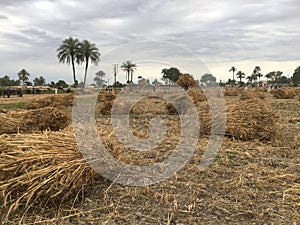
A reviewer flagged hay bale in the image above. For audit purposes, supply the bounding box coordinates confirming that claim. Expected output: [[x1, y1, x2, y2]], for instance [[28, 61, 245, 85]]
[[99, 100, 113, 115], [226, 99, 278, 140], [0, 131, 97, 216], [240, 90, 265, 100], [196, 99, 278, 141], [27, 94, 74, 109], [187, 89, 207, 103], [104, 92, 116, 101], [0, 107, 70, 134], [225, 88, 240, 97], [270, 89, 296, 99]]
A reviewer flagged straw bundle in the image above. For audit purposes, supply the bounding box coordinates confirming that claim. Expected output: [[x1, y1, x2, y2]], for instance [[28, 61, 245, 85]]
[[0, 107, 70, 134], [226, 99, 278, 140], [224, 88, 240, 97], [270, 89, 296, 99], [27, 93, 74, 109], [187, 89, 207, 103], [240, 90, 265, 100], [196, 98, 278, 140], [0, 131, 96, 216]]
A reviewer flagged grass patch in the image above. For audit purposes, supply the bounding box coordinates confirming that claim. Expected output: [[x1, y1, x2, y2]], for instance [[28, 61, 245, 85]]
[[0, 101, 27, 111]]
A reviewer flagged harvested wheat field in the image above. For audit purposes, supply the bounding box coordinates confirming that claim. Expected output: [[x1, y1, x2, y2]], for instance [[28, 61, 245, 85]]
[[0, 88, 299, 224]]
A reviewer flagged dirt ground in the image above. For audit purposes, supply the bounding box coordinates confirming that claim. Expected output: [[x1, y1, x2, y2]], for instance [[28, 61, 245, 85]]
[[0, 90, 299, 224]]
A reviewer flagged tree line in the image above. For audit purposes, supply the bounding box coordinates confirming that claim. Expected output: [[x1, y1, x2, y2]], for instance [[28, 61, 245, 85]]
[[228, 65, 300, 86]]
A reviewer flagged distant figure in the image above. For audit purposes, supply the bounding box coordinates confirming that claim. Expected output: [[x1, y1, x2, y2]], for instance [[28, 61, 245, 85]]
[[16, 88, 23, 97], [5, 89, 11, 98]]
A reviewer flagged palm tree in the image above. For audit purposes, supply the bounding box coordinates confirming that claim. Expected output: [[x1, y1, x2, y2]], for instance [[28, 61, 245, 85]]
[[57, 37, 81, 86], [236, 71, 245, 86], [121, 60, 137, 83], [257, 73, 263, 81], [17, 69, 30, 86], [80, 40, 101, 86], [246, 76, 253, 84], [229, 66, 237, 81]]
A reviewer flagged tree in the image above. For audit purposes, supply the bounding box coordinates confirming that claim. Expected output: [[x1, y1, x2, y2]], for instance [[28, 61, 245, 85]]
[[161, 67, 181, 84], [246, 76, 253, 84], [176, 74, 197, 90], [236, 71, 245, 86], [0, 75, 20, 86], [33, 76, 46, 86], [265, 72, 275, 83], [80, 40, 101, 86], [252, 66, 261, 82], [121, 60, 137, 83], [292, 66, 300, 84], [56, 80, 69, 89], [200, 74, 217, 86], [17, 69, 30, 86], [94, 70, 106, 88], [57, 37, 81, 86], [274, 71, 283, 83], [229, 66, 237, 81]]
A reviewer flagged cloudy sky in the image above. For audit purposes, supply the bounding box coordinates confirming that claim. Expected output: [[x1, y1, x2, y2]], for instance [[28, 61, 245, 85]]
[[0, 0, 299, 84]]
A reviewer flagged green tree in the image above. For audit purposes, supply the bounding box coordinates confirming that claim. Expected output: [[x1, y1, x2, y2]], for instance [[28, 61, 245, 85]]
[[161, 67, 181, 84], [236, 71, 245, 86], [56, 80, 69, 89], [80, 40, 101, 86], [17, 69, 30, 86], [229, 66, 237, 81], [292, 66, 300, 84], [121, 60, 137, 83], [200, 74, 217, 86], [252, 66, 261, 82], [246, 76, 253, 84], [94, 70, 106, 88], [265, 72, 275, 83], [0, 75, 20, 86], [33, 76, 46, 86], [274, 71, 283, 83], [57, 37, 81, 86]]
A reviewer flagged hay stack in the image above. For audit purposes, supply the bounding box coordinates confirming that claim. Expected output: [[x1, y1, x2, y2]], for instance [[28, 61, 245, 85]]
[[0, 107, 70, 134], [270, 89, 296, 99], [226, 99, 278, 140], [27, 93, 74, 109], [224, 88, 240, 97], [196, 98, 278, 141], [240, 90, 265, 100], [0, 131, 96, 216], [187, 89, 207, 103]]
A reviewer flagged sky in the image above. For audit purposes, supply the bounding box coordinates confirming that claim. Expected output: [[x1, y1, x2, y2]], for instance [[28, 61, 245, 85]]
[[0, 0, 300, 84]]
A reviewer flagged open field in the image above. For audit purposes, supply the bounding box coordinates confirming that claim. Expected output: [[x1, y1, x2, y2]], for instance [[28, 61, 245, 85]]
[[0, 88, 300, 224]]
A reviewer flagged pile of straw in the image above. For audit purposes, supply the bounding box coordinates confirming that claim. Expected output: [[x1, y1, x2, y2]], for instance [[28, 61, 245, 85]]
[[0, 107, 70, 134], [226, 99, 278, 140], [270, 89, 296, 99], [27, 93, 74, 109], [240, 90, 265, 100], [196, 98, 278, 140], [0, 131, 96, 216], [187, 89, 207, 103], [224, 88, 240, 97]]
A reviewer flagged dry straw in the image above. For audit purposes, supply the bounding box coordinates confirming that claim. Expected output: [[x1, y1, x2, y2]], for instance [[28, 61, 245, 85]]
[[0, 107, 70, 134], [27, 93, 74, 109], [0, 131, 96, 217]]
